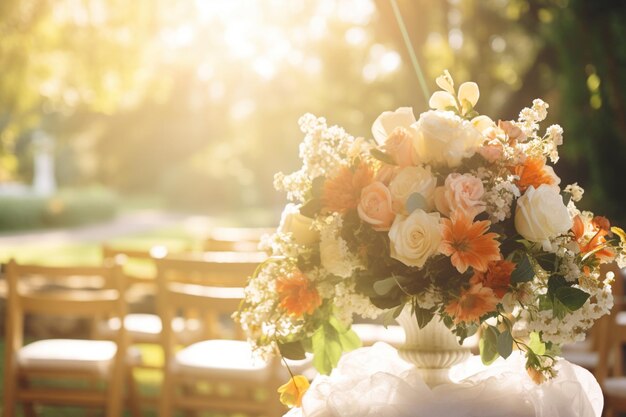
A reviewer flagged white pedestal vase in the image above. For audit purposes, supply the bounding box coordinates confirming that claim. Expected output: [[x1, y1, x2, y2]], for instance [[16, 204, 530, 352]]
[[395, 305, 472, 387]]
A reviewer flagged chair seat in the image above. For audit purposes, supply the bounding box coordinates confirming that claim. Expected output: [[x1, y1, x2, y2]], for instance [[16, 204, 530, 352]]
[[173, 339, 315, 382], [603, 377, 626, 397], [173, 340, 270, 382], [561, 350, 599, 370], [18, 339, 118, 374], [96, 314, 204, 344]]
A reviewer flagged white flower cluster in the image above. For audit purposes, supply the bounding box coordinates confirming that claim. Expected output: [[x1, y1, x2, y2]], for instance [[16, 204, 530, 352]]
[[274, 114, 362, 203], [517, 99, 549, 138], [526, 276, 613, 345], [483, 177, 521, 223], [331, 280, 383, 326], [318, 214, 362, 278], [544, 125, 564, 163], [564, 183, 584, 202]]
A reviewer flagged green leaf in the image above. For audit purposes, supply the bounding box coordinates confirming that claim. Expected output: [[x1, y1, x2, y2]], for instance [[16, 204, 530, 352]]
[[373, 277, 399, 296], [405, 193, 428, 214], [479, 325, 500, 365], [414, 306, 436, 329], [535, 252, 558, 272], [381, 304, 405, 327], [300, 198, 321, 218], [529, 332, 546, 355], [310, 176, 326, 199], [561, 191, 572, 206], [497, 329, 513, 359], [278, 340, 307, 360], [547, 275, 568, 297], [555, 287, 590, 311], [511, 253, 534, 283], [312, 323, 343, 375], [370, 148, 396, 165], [338, 329, 362, 352], [328, 315, 349, 333], [552, 298, 569, 319]]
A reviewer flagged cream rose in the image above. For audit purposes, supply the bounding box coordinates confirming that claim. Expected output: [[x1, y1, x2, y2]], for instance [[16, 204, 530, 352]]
[[434, 173, 486, 219], [388, 209, 442, 268], [371, 107, 416, 145], [371, 107, 419, 166], [389, 166, 437, 214], [414, 110, 484, 167], [515, 184, 572, 248], [278, 204, 319, 245], [358, 182, 395, 231]]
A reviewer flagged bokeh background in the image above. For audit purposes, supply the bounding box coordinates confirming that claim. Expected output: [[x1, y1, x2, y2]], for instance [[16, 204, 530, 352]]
[[1, 0, 625, 230]]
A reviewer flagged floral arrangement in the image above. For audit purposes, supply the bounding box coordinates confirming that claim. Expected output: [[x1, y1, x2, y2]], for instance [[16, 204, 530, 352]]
[[235, 71, 626, 399]]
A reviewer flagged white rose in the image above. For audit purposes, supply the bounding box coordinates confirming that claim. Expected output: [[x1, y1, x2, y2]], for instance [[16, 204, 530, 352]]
[[515, 185, 572, 249], [320, 234, 354, 278], [388, 166, 437, 213], [371, 107, 416, 145], [278, 204, 319, 245], [389, 209, 442, 268], [413, 110, 484, 167]]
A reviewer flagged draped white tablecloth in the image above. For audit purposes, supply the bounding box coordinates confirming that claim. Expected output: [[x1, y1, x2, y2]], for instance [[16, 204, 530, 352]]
[[284, 342, 602, 417]]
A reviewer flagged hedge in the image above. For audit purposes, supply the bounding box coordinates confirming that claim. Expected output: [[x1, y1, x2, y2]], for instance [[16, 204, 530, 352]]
[[0, 187, 118, 231]]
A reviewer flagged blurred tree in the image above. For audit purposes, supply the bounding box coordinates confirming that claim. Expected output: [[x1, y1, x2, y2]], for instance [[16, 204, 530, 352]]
[[0, 0, 624, 220]]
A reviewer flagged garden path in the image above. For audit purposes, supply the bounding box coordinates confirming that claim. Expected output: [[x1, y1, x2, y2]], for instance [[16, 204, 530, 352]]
[[0, 210, 187, 247]]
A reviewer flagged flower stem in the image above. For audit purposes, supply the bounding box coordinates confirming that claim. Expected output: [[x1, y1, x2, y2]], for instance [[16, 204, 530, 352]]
[[389, 0, 431, 104]]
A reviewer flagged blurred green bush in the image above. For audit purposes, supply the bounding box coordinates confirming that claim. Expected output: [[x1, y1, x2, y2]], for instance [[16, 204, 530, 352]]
[[0, 188, 118, 231]]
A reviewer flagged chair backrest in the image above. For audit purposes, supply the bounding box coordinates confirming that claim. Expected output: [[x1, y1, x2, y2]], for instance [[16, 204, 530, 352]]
[[203, 238, 261, 252], [3, 259, 128, 367], [593, 263, 625, 385], [101, 244, 168, 284], [155, 253, 263, 348], [209, 227, 275, 243]]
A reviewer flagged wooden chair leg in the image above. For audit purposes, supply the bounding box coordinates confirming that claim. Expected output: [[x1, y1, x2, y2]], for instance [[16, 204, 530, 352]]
[[126, 368, 143, 417], [159, 371, 174, 417], [18, 376, 36, 417], [106, 357, 125, 417], [3, 362, 17, 417], [181, 382, 198, 417]]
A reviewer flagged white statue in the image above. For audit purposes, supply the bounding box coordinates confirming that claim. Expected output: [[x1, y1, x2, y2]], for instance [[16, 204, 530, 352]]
[[32, 131, 56, 196]]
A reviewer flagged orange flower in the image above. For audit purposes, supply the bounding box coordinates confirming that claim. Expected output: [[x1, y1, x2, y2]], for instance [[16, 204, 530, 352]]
[[514, 157, 557, 193], [276, 270, 322, 317], [470, 260, 515, 298], [526, 366, 546, 385], [572, 215, 615, 262], [445, 283, 499, 324], [439, 211, 501, 273], [277, 375, 310, 408], [321, 163, 374, 214]]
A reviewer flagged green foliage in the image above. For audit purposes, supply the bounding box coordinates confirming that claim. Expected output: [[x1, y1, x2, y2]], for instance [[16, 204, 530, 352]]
[[497, 329, 513, 359], [278, 340, 307, 361], [510, 252, 534, 283], [529, 332, 546, 356], [311, 316, 362, 375], [405, 193, 428, 214], [479, 325, 499, 366]]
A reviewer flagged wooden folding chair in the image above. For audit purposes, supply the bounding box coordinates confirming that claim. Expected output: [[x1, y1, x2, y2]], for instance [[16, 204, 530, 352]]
[[155, 253, 291, 417], [2, 259, 140, 417], [203, 227, 275, 252], [97, 245, 204, 348], [586, 264, 626, 417]]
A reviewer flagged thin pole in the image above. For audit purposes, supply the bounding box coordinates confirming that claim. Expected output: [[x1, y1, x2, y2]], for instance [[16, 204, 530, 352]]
[[389, 0, 430, 104]]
